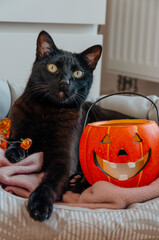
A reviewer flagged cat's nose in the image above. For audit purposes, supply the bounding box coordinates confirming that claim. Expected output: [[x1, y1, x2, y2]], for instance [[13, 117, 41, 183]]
[[60, 78, 69, 87]]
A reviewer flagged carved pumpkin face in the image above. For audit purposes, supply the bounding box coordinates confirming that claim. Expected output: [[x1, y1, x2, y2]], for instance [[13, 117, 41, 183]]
[[79, 119, 159, 187]]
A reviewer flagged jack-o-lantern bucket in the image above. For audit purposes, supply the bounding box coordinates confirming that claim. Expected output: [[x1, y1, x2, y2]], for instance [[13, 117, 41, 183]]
[[79, 92, 159, 188]]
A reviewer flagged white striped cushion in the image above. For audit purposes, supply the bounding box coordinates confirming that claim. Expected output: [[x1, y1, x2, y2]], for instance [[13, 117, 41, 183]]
[[0, 187, 159, 240]]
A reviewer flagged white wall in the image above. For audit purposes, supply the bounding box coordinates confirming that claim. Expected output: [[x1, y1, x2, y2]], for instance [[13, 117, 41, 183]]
[[99, 0, 159, 97], [0, 0, 107, 100]]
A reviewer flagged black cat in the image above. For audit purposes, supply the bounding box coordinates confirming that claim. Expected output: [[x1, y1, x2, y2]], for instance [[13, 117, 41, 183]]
[[6, 31, 130, 221]]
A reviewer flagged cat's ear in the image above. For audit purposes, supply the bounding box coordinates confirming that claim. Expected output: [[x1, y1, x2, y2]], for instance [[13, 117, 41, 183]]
[[36, 31, 57, 60], [80, 45, 102, 71]]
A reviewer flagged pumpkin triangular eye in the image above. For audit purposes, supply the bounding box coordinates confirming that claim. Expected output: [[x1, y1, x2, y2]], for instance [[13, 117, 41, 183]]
[[101, 134, 111, 144], [133, 133, 143, 143]]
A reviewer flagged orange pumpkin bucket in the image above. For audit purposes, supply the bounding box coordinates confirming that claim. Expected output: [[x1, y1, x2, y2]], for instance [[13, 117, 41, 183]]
[[79, 92, 159, 188]]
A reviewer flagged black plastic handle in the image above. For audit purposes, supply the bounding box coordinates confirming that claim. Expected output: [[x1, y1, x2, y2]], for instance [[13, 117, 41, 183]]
[[83, 92, 159, 129]]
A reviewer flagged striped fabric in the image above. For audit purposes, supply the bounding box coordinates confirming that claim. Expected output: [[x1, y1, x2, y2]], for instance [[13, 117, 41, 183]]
[[0, 188, 159, 240]]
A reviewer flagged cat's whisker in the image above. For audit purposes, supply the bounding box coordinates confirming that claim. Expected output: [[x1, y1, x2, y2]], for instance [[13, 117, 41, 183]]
[[77, 90, 87, 99], [72, 96, 80, 108], [24, 86, 51, 103], [74, 92, 86, 106]]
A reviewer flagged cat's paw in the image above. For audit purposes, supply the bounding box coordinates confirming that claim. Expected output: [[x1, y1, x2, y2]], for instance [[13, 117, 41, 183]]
[[5, 144, 26, 163], [27, 188, 53, 221], [69, 173, 90, 194]]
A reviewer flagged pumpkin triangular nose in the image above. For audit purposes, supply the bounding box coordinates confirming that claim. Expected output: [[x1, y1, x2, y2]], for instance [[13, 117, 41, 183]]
[[117, 147, 128, 156]]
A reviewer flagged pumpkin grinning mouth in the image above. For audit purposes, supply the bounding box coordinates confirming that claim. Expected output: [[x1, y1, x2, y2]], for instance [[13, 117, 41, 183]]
[[93, 149, 151, 181]]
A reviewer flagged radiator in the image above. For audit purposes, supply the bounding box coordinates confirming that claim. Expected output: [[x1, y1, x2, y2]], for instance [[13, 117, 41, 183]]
[[106, 0, 159, 83]]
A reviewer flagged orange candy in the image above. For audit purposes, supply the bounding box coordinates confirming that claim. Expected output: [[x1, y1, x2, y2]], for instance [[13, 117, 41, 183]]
[[0, 118, 11, 150], [20, 138, 32, 150], [0, 140, 7, 150], [0, 118, 32, 151], [0, 118, 11, 138]]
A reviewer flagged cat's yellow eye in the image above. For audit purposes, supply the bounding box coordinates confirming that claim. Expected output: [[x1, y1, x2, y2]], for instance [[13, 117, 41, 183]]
[[47, 64, 58, 74], [73, 70, 84, 79]]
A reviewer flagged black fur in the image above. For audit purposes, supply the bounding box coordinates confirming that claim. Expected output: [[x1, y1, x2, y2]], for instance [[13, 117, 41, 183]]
[[6, 31, 130, 221]]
